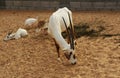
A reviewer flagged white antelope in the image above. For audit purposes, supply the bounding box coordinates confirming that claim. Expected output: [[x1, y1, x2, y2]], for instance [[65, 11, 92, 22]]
[[4, 28, 28, 41], [48, 7, 77, 65], [24, 17, 47, 33]]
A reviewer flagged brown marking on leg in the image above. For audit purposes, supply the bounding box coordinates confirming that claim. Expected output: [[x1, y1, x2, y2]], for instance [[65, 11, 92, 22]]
[[53, 38, 60, 58]]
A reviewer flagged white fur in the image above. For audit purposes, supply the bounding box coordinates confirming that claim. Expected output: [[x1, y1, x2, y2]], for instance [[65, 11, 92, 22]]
[[25, 18, 37, 26], [14, 28, 28, 39], [48, 7, 73, 50], [48, 7, 76, 64]]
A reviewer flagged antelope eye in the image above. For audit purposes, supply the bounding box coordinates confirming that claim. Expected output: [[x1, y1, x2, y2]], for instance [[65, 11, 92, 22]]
[[70, 52, 72, 55], [69, 52, 72, 58], [7, 35, 10, 38]]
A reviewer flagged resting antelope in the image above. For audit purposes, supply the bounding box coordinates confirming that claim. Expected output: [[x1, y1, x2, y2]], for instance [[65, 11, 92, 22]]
[[24, 17, 47, 33], [48, 7, 77, 65], [24, 17, 38, 26], [4, 28, 28, 41]]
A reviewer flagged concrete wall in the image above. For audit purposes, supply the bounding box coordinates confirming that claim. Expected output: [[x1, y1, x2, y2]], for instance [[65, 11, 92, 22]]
[[5, 1, 59, 10], [70, 2, 120, 10], [0, 0, 120, 10]]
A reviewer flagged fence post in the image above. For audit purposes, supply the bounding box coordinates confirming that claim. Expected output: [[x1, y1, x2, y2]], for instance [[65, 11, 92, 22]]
[[0, 0, 6, 9]]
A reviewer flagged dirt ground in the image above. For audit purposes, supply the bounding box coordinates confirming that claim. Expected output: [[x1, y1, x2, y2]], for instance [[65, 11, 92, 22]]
[[0, 10, 120, 78]]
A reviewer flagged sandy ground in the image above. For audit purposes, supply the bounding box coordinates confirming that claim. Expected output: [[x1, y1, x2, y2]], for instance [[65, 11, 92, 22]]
[[0, 10, 120, 78]]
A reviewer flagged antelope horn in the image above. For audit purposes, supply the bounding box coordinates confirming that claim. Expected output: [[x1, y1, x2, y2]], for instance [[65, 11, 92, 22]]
[[8, 30, 13, 35], [68, 12, 74, 50], [62, 17, 71, 41], [62, 17, 73, 49]]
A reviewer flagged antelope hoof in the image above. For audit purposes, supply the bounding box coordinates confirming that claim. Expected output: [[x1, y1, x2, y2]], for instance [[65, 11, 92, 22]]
[[57, 58, 64, 65], [57, 58, 61, 62]]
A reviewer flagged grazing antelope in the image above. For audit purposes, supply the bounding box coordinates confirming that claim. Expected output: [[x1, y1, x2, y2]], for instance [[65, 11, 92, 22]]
[[48, 7, 77, 65], [4, 28, 28, 41]]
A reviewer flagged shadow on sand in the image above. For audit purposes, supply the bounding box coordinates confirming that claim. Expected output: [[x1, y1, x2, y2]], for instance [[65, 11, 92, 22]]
[[62, 22, 120, 43]]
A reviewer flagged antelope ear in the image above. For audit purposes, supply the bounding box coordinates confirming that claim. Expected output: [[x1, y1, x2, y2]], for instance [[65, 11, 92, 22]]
[[74, 40, 77, 45], [63, 45, 70, 51], [8, 31, 12, 35]]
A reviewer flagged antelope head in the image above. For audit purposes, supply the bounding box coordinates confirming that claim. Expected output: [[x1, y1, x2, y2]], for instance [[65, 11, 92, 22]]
[[3, 31, 15, 41]]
